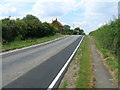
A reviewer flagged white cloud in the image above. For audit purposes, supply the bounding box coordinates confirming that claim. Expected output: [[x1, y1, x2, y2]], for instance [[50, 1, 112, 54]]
[[0, 3, 20, 17], [0, 0, 36, 19], [71, 0, 118, 34], [69, 21, 87, 28], [79, 0, 118, 19], [98, 22, 106, 28], [0, 0, 118, 34], [5, 0, 38, 3], [30, 0, 80, 20]]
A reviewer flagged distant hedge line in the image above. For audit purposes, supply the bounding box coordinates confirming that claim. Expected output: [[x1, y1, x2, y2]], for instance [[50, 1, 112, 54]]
[[89, 19, 119, 58], [1, 14, 85, 43], [2, 14, 58, 43]]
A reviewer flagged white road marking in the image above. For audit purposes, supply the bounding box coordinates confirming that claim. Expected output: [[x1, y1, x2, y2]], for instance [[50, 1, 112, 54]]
[[48, 35, 84, 89]]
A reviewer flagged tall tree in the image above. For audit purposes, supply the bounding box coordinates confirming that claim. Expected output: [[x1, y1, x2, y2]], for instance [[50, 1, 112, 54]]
[[63, 25, 70, 34]]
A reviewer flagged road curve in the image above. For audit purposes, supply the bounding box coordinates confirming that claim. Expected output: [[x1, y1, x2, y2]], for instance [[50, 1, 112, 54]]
[[2, 35, 83, 88]]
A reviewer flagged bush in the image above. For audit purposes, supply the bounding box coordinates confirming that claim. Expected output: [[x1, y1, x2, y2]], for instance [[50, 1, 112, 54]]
[[89, 18, 119, 57], [2, 14, 57, 43]]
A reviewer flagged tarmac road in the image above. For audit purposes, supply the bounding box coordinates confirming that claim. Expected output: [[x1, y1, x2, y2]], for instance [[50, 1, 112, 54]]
[[2, 35, 83, 88]]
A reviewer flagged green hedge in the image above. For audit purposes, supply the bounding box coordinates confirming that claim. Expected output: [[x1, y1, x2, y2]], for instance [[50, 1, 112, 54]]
[[2, 14, 58, 43], [89, 19, 119, 58]]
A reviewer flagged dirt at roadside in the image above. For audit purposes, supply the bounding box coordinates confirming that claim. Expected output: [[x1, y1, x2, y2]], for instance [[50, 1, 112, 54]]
[[59, 48, 82, 88], [59, 36, 117, 88]]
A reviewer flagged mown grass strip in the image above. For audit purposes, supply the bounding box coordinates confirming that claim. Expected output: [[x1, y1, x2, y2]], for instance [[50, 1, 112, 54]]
[[75, 36, 93, 88], [2, 33, 64, 52]]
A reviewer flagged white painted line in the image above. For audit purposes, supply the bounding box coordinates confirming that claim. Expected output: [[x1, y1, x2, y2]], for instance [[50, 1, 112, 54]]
[[0, 36, 67, 56], [47, 35, 84, 89]]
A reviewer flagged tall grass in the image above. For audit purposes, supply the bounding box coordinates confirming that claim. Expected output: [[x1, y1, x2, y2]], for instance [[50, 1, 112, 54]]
[[76, 36, 93, 88]]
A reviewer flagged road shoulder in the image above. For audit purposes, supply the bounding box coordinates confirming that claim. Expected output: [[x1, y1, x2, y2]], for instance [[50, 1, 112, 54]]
[[59, 36, 93, 88]]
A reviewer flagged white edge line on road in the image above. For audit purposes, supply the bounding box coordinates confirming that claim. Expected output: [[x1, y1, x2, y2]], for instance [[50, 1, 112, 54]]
[[47, 35, 84, 89], [0, 36, 67, 56]]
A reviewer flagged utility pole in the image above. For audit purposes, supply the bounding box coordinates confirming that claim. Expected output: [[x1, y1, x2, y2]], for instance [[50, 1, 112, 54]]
[[73, 24, 74, 29]]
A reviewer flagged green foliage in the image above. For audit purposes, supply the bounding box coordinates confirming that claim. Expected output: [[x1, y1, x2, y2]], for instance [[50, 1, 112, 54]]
[[61, 81, 68, 88], [74, 27, 85, 35], [89, 19, 119, 58], [63, 25, 71, 34], [2, 18, 19, 42], [76, 36, 93, 88], [2, 14, 85, 43], [2, 14, 57, 43], [23, 14, 39, 21], [90, 19, 119, 83], [2, 33, 63, 51], [63, 25, 85, 35], [42, 22, 57, 36], [106, 58, 118, 71]]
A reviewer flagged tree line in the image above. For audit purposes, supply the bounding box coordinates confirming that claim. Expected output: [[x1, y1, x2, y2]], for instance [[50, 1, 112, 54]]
[[2, 15, 58, 43], [63, 25, 85, 35], [1, 14, 85, 43], [89, 18, 119, 58]]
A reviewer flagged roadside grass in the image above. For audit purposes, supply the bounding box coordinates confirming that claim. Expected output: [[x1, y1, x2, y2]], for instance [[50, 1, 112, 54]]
[[92, 36, 118, 84], [59, 35, 93, 88], [61, 81, 68, 88], [75, 36, 93, 88], [2, 33, 64, 52]]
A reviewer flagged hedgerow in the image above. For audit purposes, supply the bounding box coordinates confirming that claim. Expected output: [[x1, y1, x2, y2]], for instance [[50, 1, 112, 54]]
[[89, 18, 119, 58]]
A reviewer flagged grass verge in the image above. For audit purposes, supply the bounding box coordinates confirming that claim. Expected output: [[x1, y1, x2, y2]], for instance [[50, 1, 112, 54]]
[[91, 36, 118, 85], [2, 33, 64, 52], [75, 36, 93, 88], [61, 81, 68, 88], [59, 36, 93, 88]]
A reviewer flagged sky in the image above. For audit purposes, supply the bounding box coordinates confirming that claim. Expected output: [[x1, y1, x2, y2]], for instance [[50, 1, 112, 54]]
[[0, 0, 119, 34]]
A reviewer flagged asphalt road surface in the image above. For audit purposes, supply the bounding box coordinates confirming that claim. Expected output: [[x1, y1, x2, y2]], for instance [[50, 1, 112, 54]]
[[2, 35, 83, 88]]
